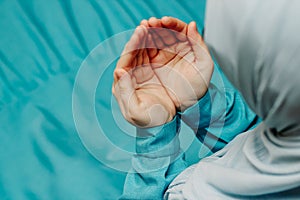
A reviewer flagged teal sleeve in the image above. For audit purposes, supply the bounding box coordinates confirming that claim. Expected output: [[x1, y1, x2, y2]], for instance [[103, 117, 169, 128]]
[[120, 66, 261, 199], [119, 115, 187, 200], [181, 83, 261, 152]]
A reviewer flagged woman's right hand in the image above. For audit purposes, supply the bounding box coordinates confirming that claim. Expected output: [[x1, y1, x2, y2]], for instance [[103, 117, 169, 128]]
[[112, 25, 176, 128]]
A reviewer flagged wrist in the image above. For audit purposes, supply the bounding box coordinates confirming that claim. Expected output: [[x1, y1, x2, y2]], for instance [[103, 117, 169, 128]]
[[178, 85, 214, 131], [178, 88, 209, 112], [136, 114, 181, 154]]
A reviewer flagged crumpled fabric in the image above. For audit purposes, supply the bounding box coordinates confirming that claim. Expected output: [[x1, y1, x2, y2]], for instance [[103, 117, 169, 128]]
[[0, 1, 207, 199]]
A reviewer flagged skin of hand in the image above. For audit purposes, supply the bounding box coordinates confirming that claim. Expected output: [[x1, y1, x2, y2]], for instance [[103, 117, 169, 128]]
[[112, 17, 213, 128], [112, 25, 176, 128], [140, 17, 214, 112]]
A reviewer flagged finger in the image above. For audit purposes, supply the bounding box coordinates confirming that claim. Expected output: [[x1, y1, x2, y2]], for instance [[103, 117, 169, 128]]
[[140, 19, 149, 27], [187, 21, 213, 84], [161, 16, 188, 42], [133, 25, 148, 49], [146, 17, 167, 49], [136, 48, 143, 67], [148, 17, 178, 46], [161, 16, 187, 33], [152, 27, 178, 46], [148, 17, 162, 28], [125, 26, 146, 54], [133, 48, 155, 84], [113, 69, 139, 115], [116, 26, 147, 71], [135, 30, 148, 66], [149, 29, 165, 50], [142, 48, 150, 65], [187, 21, 209, 60], [146, 33, 158, 59], [187, 22, 205, 45]]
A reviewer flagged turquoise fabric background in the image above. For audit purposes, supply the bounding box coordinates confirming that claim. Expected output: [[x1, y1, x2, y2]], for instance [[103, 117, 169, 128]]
[[0, 0, 206, 199]]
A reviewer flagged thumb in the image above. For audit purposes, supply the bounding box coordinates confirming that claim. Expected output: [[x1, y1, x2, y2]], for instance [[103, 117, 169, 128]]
[[113, 69, 139, 117], [187, 21, 209, 59], [187, 21, 213, 84]]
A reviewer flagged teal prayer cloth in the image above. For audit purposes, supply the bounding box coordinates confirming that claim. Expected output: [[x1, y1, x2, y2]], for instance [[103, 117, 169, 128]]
[[0, 1, 206, 199]]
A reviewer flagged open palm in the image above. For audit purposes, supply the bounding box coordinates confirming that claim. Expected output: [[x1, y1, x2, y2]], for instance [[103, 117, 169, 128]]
[[113, 17, 214, 127], [112, 26, 175, 128], [142, 17, 214, 111]]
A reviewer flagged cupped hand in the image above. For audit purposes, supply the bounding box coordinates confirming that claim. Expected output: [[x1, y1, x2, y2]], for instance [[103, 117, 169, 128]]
[[112, 26, 176, 128], [113, 17, 214, 128], [141, 17, 214, 111]]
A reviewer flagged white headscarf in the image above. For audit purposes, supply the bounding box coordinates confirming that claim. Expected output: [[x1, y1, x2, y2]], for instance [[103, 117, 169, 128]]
[[205, 0, 300, 135]]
